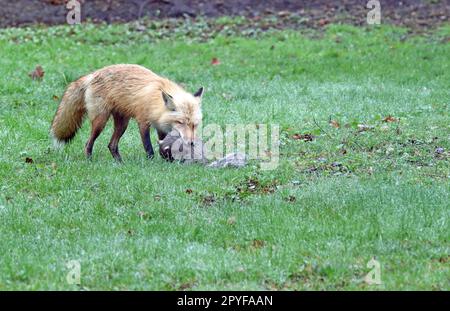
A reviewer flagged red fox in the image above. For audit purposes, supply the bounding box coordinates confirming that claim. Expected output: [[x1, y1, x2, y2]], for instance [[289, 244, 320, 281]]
[[50, 64, 204, 161]]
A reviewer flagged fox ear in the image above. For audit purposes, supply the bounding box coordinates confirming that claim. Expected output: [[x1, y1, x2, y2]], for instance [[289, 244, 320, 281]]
[[194, 87, 204, 99], [162, 91, 176, 111]]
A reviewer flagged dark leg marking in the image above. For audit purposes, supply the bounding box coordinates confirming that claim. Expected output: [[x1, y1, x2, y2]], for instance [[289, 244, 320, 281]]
[[139, 122, 154, 159]]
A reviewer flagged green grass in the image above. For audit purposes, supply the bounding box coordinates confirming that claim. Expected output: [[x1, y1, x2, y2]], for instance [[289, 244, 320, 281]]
[[0, 22, 449, 290]]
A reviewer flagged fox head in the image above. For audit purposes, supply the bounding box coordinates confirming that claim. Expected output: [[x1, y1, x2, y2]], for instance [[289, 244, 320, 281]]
[[158, 87, 204, 144]]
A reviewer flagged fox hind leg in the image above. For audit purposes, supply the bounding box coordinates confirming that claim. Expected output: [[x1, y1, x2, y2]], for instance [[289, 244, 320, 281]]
[[108, 113, 130, 162], [85, 113, 109, 159]]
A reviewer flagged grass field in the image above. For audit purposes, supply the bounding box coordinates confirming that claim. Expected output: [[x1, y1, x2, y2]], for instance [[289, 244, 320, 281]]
[[0, 21, 449, 290]]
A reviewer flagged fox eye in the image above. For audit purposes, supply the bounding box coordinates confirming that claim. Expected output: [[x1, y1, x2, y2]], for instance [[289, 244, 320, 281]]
[[177, 121, 184, 125]]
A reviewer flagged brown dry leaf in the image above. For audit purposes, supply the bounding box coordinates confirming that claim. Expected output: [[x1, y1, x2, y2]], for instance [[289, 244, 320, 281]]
[[185, 189, 193, 194], [178, 281, 195, 291], [46, 0, 67, 5], [25, 157, 34, 164], [29, 65, 45, 80], [292, 133, 301, 140], [318, 18, 330, 26], [329, 120, 340, 129], [252, 239, 265, 249], [383, 115, 398, 123], [292, 133, 314, 142], [211, 58, 221, 66], [285, 195, 296, 202], [52, 95, 59, 101], [438, 256, 449, 263]]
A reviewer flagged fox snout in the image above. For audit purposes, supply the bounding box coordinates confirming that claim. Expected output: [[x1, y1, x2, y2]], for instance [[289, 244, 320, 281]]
[[172, 124, 197, 145], [181, 133, 196, 146]]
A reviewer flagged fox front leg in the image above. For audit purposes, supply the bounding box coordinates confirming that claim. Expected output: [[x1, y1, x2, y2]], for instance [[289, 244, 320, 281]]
[[138, 123, 154, 159]]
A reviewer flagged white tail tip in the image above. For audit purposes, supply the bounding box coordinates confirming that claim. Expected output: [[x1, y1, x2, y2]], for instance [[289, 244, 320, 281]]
[[50, 130, 65, 149]]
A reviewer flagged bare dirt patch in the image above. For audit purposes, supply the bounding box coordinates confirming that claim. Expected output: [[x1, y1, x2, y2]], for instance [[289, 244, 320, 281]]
[[0, 0, 448, 30]]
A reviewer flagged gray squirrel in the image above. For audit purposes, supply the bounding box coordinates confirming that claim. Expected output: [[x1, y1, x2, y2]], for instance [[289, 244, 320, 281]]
[[158, 130, 246, 168]]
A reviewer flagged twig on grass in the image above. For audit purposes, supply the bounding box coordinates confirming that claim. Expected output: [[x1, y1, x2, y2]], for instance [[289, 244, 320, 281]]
[[313, 116, 365, 150], [313, 116, 333, 140]]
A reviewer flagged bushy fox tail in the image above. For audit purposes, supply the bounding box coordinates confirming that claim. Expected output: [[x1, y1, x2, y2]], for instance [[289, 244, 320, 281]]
[[50, 76, 88, 147]]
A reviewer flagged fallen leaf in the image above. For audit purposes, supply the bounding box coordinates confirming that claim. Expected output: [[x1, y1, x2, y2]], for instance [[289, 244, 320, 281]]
[[178, 281, 195, 291], [52, 95, 59, 101], [29, 65, 45, 80], [329, 120, 340, 128], [383, 115, 398, 123], [25, 157, 33, 164], [438, 256, 449, 263], [47, 0, 66, 5], [292, 133, 314, 142], [357, 124, 374, 132], [285, 195, 296, 202], [185, 189, 193, 194], [278, 11, 291, 18], [252, 239, 265, 249], [318, 18, 330, 26], [246, 179, 259, 191], [202, 195, 216, 206], [211, 58, 221, 66]]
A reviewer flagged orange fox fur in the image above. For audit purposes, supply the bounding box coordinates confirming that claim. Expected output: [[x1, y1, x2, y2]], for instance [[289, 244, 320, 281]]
[[50, 64, 204, 161]]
